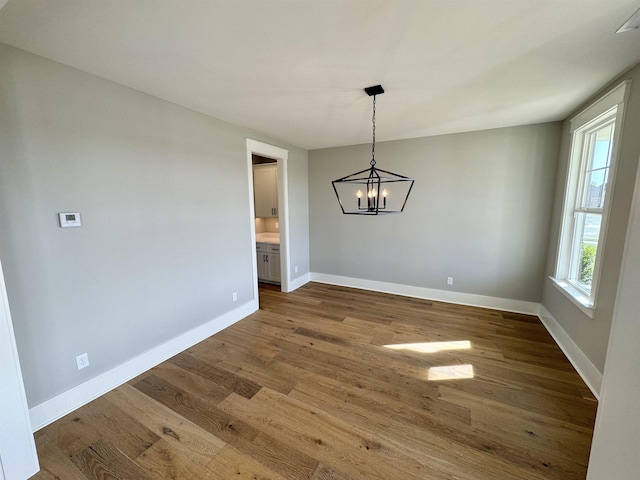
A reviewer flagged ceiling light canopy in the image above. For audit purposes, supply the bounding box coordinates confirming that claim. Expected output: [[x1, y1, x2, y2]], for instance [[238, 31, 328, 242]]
[[332, 86, 414, 215]]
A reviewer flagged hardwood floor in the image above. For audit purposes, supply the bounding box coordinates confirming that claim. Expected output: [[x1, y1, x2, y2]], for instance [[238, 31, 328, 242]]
[[31, 282, 597, 479]]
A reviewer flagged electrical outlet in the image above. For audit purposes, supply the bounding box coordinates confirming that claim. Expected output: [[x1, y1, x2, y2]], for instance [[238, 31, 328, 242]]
[[232, 292, 238, 302], [275, 222, 279, 229], [295, 266, 299, 273], [447, 277, 454, 285], [76, 353, 90, 370]]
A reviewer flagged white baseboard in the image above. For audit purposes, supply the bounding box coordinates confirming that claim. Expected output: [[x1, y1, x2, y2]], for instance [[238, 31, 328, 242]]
[[29, 299, 258, 431], [310, 273, 540, 315], [538, 306, 602, 399], [287, 272, 310, 292]]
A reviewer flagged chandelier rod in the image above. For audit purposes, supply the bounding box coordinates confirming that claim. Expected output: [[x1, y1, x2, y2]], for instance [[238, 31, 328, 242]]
[[371, 94, 377, 167]]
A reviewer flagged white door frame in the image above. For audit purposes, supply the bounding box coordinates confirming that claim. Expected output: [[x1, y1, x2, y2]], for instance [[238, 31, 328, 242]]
[[246, 139, 290, 302], [0, 259, 39, 479]]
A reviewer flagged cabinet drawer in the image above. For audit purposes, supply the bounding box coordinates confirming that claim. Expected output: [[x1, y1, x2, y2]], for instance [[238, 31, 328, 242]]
[[268, 245, 280, 254], [256, 243, 267, 252]]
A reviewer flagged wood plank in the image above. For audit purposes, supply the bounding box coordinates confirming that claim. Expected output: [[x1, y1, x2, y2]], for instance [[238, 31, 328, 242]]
[[133, 373, 318, 479], [311, 463, 353, 480], [168, 351, 262, 399], [71, 439, 154, 480], [439, 386, 594, 460], [132, 374, 260, 445], [236, 431, 319, 480], [439, 378, 596, 429], [36, 408, 104, 458], [106, 384, 225, 467], [142, 361, 234, 405], [31, 433, 87, 480], [135, 438, 219, 479], [204, 351, 299, 395], [205, 445, 286, 480], [290, 373, 586, 480], [219, 389, 450, 480], [78, 395, 161, 459]]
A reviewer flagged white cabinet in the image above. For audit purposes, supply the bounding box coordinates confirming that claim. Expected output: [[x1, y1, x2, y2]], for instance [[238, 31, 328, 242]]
[[253, 164, 278, 217], [256, 243, 280, 284]]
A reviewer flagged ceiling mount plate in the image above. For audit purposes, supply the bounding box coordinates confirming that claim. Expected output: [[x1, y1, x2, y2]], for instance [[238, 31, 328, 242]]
[[364, 85, 384, 96]]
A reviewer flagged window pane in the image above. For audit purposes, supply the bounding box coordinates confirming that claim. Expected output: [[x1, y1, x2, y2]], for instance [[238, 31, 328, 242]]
[[583, 213, 601, 245], [581, 122, 614, 209], [591, 125, 613, 170], [570, 213, 601, 292], [584, 168, 607, 208]]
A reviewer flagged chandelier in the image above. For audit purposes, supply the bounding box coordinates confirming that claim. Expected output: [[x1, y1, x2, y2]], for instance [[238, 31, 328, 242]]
[[332, 85, 414, 215]]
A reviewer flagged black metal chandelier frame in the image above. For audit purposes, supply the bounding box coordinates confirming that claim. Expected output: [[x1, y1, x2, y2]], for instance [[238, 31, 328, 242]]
[[332, 85, 414, 215]]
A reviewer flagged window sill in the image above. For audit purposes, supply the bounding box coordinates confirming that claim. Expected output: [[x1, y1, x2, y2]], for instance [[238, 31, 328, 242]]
[[550, 277, 595, 319]]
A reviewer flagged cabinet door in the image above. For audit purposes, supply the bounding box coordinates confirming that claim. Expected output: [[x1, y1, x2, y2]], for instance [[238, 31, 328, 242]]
[[253, 164, 278, 217], [257, 252, 269, 281], [267, 253, 281, 283]]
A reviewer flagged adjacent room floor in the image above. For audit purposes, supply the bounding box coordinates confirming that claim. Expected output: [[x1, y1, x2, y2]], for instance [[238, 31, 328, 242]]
[[31, 282, 597, 479]]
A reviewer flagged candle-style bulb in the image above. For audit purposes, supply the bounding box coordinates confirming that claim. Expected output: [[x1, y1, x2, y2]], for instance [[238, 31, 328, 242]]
[[382, 189, 388, 197]]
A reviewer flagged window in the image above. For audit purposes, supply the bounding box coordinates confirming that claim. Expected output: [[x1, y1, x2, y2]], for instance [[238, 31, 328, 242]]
[[553, 82, 628, 316], [568, 118, 614, 291]]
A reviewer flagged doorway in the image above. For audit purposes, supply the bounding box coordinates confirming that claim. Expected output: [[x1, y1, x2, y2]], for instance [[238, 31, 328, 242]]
[[246, 139, 290, 305]]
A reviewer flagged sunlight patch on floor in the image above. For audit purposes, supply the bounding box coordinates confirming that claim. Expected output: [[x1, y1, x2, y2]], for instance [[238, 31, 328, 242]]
[[427, 364, 474, 381], [383, 340, 471, 353]]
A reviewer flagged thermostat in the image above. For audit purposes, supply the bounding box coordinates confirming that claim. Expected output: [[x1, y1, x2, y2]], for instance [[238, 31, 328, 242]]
[[58, 212, 81, 228]]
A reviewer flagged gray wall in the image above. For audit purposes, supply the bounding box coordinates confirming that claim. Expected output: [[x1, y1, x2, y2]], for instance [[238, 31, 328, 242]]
[[0, 44, 309, 407], [309, 123, 561, 302], [286, 149, 310, 280], [541, 64, 640, 373]]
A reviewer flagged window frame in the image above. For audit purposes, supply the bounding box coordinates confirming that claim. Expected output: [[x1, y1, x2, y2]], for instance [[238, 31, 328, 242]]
[[552, 81, 629, 318], [567, 115, 615, 294]]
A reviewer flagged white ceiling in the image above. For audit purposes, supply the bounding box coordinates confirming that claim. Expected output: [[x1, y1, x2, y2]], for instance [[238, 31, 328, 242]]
[[0, 1, 639, 150]]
